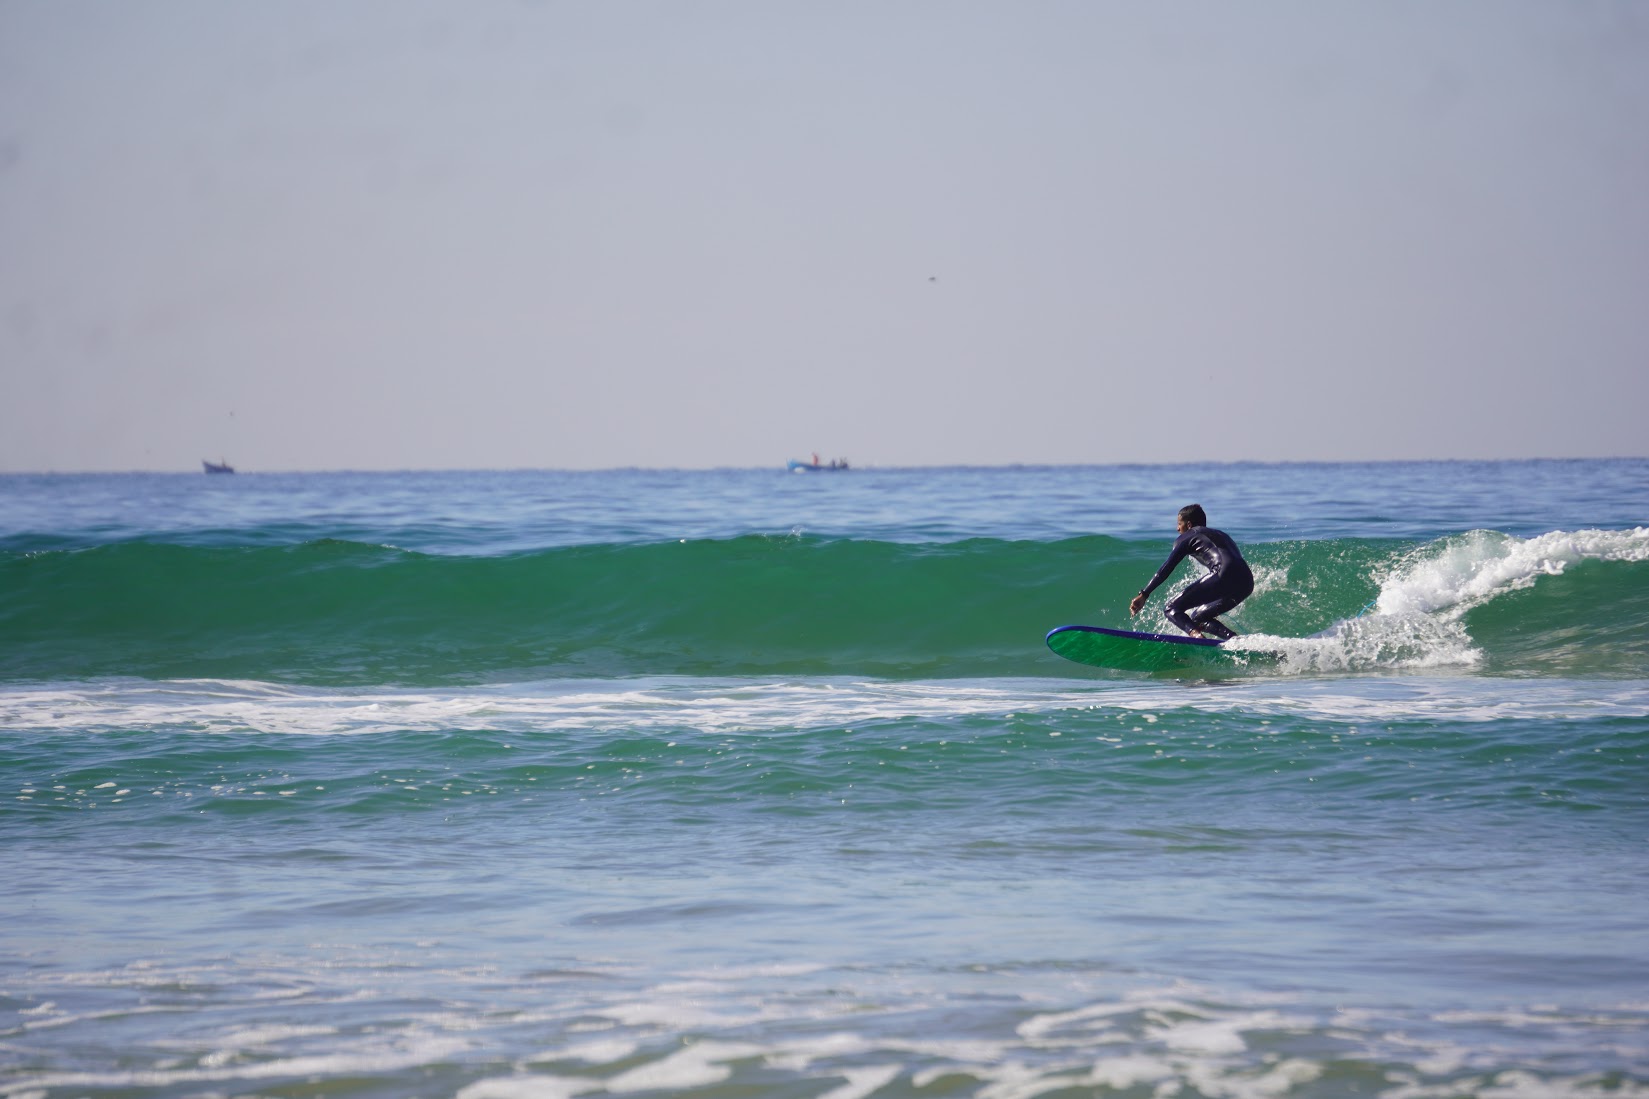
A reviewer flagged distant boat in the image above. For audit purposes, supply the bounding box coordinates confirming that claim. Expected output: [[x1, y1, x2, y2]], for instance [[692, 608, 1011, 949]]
[[788, 457, 850, 472], [202, 459, 235, 474]]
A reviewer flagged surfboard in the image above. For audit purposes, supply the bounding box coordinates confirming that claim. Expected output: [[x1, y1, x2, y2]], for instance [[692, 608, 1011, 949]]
[[1045, 624, 1236, 671]]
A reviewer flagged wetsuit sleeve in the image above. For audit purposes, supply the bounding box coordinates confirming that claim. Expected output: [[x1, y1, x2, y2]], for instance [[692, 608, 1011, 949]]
[[1138, 533, 1191, 599]]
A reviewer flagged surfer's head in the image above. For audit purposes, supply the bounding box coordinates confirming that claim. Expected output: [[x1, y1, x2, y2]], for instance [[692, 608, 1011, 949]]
[[1178, 504, 1206, 530]]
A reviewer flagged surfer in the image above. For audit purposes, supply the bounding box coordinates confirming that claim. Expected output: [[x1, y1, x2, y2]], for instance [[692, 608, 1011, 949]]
[[1128, 504, 1254, 640]]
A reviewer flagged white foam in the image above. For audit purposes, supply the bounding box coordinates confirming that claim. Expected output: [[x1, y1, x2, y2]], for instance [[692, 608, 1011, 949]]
[[1474, 1069, 1649, 1099], [456, 1076, 596, 1099], [10, 952, 1646, 1099], [0, 677, 1207, 742], [815, 1064, 902, 1099], [1149, 1015, 1251, 1054], [1221, 526, 1649, 675], [0, 677, 1109, 737], [1377, 527, 1649, 618], [761, 1032, 871, 1070], [1236, 612, 1482, 673], [1085, 1053, 1177, 1089], [6, 671, 1648, 750], [1018, 1001, 1138, 1040], [535, 1038, 638, 1066], [154, 1023, 336, 1051], [603, 1040, 762, 1093], [596, 998, 762, 1031], [12, 1035, 473, 1093], [977, 1066, 1091, 1099]]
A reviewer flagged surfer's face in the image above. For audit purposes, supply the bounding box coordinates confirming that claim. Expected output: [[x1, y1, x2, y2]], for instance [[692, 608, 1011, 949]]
[[1176, 516, 1190, 534]]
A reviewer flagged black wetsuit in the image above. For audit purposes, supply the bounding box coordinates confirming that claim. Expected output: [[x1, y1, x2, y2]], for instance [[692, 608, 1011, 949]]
[[1138, 526, 1254, 639]]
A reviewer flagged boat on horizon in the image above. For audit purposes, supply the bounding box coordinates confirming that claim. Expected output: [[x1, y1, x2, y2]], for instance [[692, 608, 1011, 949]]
[[202, 459, 235, 474], [788, 453, 850, 472]]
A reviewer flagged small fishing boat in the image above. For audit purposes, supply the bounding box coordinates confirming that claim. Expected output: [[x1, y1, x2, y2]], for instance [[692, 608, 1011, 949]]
[[787, 454, 850, 472], [202, 459, 235, 474]]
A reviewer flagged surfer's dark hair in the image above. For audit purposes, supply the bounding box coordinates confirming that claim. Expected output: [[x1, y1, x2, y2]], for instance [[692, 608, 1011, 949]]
[[1179, 504, 1206, 527]]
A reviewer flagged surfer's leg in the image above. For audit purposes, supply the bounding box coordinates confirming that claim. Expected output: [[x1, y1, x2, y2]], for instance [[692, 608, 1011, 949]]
[[1172, 571, 1252, 639], [1162, 604, 1199, 635], [1195, 616, 1238, 640], [1165, 576, 1224, 636]]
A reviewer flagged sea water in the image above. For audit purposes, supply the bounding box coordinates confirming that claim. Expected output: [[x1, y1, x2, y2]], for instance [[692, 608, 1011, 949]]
[[2, 460, 1646, 1098]]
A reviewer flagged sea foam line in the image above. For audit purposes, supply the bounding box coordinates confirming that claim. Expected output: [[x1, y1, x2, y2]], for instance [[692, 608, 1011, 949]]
[[9, 955, 1645, 1099], [2, 675, 1647, 739]]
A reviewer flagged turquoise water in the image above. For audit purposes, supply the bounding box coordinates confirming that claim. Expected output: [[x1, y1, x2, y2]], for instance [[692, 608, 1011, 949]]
[[3, 461, 1647, 1097]]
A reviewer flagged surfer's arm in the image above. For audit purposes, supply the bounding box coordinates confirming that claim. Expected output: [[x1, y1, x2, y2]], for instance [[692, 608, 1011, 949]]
[[1130, 537, 1190, 614]]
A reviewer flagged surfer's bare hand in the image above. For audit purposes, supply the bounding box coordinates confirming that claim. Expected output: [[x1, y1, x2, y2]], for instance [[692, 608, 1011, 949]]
[[1128, 593, 1145, 616]]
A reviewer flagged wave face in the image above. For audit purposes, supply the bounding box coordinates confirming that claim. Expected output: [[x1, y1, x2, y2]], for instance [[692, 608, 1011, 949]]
[[3, 527, 1645, 684]]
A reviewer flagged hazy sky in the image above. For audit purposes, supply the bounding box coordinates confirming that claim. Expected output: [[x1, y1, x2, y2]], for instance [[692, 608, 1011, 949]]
[[3, 0, 1647, 472]]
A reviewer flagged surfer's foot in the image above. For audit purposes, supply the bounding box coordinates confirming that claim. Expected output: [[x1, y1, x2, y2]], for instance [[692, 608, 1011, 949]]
[[1197, 619, 1238, 641]]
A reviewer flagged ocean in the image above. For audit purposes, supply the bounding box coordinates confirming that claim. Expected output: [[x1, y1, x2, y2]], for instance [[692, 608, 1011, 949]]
[[2, 460, 1647, 1099]]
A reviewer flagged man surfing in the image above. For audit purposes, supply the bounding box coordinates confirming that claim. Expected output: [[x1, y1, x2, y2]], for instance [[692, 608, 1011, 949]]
[[1128, 504, 1254, 640]]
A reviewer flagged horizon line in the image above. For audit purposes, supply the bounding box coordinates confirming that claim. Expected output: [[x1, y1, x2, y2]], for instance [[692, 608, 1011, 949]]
[[4, 455, 1647, 476]]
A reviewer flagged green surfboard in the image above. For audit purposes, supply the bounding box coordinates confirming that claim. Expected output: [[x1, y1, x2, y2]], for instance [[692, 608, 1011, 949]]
[[1046, 624, 1242, 671]]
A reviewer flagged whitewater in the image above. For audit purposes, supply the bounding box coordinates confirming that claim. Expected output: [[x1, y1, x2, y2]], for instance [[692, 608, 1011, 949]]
[[3, 460, 1647, 1099]]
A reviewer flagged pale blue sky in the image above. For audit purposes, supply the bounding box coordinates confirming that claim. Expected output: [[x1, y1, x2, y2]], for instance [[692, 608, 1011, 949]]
[[3, 0, 1646, 471]]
